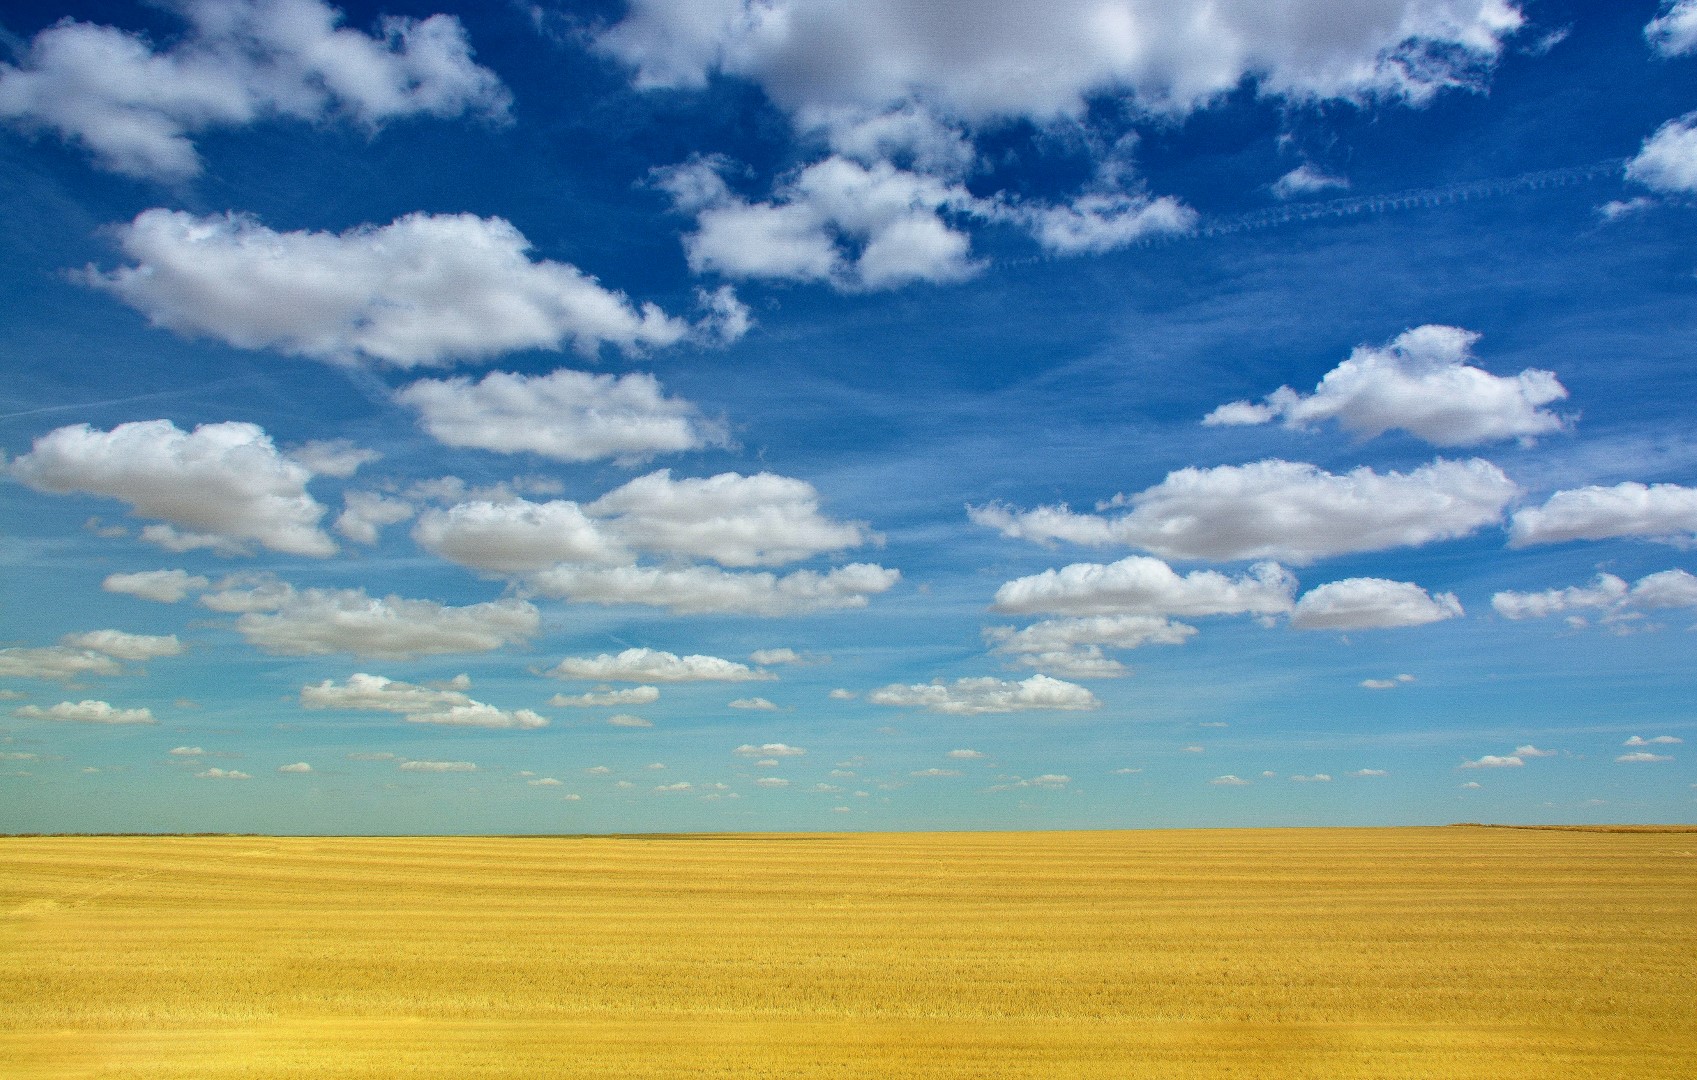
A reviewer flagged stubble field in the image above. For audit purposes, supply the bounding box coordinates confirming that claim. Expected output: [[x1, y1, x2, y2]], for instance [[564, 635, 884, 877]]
[[2, 827, 1694, 1078]]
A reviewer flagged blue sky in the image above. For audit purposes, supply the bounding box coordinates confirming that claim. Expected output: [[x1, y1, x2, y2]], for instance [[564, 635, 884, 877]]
[[1, 0, 1694, 833]]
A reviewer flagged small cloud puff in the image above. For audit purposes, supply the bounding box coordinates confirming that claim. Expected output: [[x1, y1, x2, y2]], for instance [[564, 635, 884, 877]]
[[749, 648, 805, 666], [1271, 165, 1350, 199], [1210, 775, 1251, 786], [994, 774, 1069, 789], [1616, 751, 1673, 763], [548, 648, 773, 683], [198, 767, 250, 780], [1291, 578, 1462, 631], [1460, 755, 1523, 768], [607, 714, 654, 727], [728, 697, 779, 711], [278, 762, 312, 773], [550, 686, 660, 707], [735, 743, 806, 757], [1624, 735, 1682, 746], [1362, 674, 1416, 690]]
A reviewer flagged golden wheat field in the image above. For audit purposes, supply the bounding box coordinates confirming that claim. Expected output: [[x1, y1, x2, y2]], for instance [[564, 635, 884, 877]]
[[2, 827, 1694, 1079]]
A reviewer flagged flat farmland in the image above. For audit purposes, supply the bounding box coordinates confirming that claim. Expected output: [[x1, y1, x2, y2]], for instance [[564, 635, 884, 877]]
[[2, 827, 1693, 1078]]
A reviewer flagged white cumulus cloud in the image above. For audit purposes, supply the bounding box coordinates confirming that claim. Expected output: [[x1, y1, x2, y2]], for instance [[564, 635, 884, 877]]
[[102, 569, 210, 604], [11, 420, 335, 557], [1648, 2, 1697, 56], [1203, 325, 1568, 446], [1627, 113, 1697, 195], [334, 492, 415, 546], [0, 628, 189, 683], [1019, 191, 1196, 256], [0, 0, 509, 178], [1616, 751, 1673, 763], [14, 699, 155, 724], [1290, 578, 1463, 630], [735, 742, 806, 757], [1493, 570, 1697, 627], [301, 672, 473, 714], [528, 562, 899, 616], [397, 369, 727, 462], [869, 673, 1099, 714], [287, 440, 379, 479], [549, 686, 661, 707], [0, 648, 123, 682], [1460, 754, 1522, 768], [984, 614, 1197, 678], [398, 759, 477, 772], [586, 469, 877, 568], [89, 210, 701, 367], [414, 498, 629, 574], [58, 630, 183, 661], [301, 673, 546, 729], [547, 648, 774, 683], [227, 584, 538, 658], [405, 703, 547, 730], [1271, 165, 1350, 199], [972, 458, 1516, 563], [278, 762, 312, 773], [991, 556, 1296, 616], [1508, 483, 1697, 548], [728, 697, 779, 710], [654, 155, 983, 291], [599, 1, 1524, 127]]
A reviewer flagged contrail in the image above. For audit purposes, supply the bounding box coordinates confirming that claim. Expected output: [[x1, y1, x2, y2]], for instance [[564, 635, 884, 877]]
[[994, 157, 1630, 267], [1192, 157, 1629, 239], [0, 378, 258, 423]]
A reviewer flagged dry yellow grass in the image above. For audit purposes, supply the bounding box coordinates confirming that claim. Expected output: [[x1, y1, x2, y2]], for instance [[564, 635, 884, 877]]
[[2, 827, 1693, 1078]]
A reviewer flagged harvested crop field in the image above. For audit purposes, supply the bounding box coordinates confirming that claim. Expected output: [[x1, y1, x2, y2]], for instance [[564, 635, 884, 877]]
[[3, 827, 1694, 1078]]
